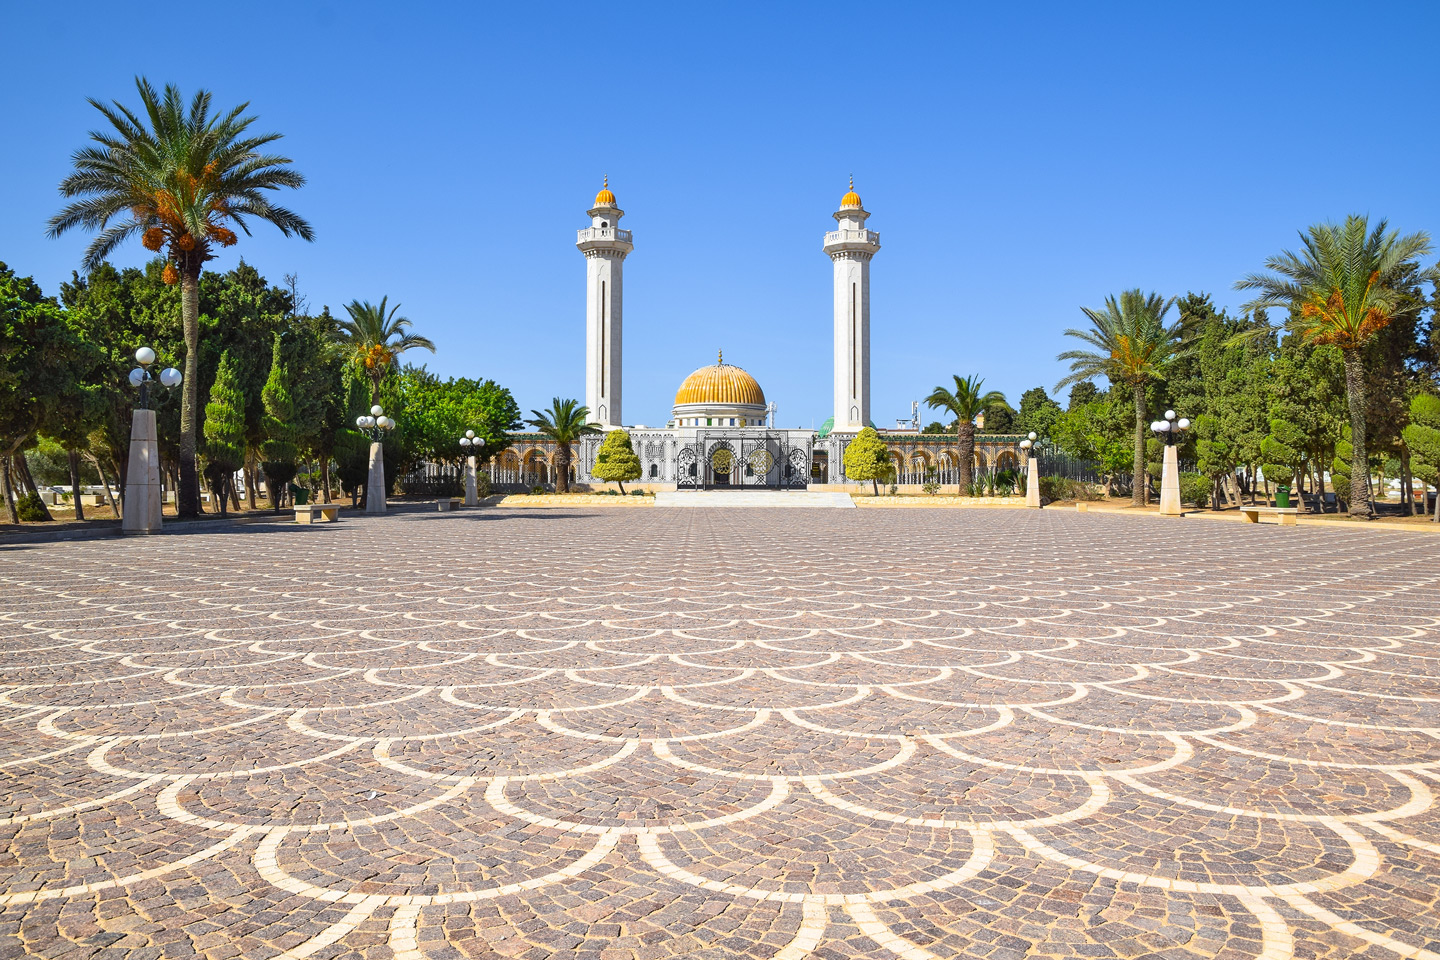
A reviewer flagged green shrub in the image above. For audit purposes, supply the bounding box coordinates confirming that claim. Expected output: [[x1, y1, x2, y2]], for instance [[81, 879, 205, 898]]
[[921, 480, 941, 495], [1039, 476, 1099, 502], [530, 485, 546, 495], [629, 489, 645, 496], [16, 492, 51, 522], [1180, 472, 1210, 507]]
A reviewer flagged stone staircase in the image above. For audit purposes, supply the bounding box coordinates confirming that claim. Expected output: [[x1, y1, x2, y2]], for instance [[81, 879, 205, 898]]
[[654, 490, 855, 509]]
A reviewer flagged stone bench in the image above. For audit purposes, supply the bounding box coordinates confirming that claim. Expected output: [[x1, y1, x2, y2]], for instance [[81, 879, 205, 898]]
[[438, 498, 464, 512], [1241, 506, 1299, 526], [294, 503, 341, 524]]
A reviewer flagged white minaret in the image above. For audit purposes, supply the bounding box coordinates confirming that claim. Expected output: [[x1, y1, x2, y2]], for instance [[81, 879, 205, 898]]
[[576, 177, 633, 426], [823, 178, 880, 432]]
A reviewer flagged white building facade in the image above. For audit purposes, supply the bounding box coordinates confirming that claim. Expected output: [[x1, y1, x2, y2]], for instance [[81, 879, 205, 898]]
[[483, 179, 1019, 492]]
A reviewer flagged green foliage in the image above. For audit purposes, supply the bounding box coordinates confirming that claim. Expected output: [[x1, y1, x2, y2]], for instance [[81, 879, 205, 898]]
[[843, 427, 891, 494], [1331, 426, 1353, 505], [525, 398, 600, 494], [980, 402, 1015, 433], [1050, 392, 1133, 493], [393, 367, 521, 472], [203, 352, 247, 472], [16, 492, 50, 522], [336, 297, 436, 404], [1402, 393, 1440, 489], [1260, 418, 1306, 487], [925, 375, 1007, 487], [1180, 472, 1211, 507], [1038, 476, 1098, 502], [1016, 387, 1061, 439], [261, 335, 298, 507], [591, 429, 642, 492], [920, 421, 951, 435]]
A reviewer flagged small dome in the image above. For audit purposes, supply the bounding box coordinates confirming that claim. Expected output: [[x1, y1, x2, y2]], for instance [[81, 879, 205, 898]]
[[674, 356, 765, 407], [593, 175, 616, 207], [840, 176, 862, 209]]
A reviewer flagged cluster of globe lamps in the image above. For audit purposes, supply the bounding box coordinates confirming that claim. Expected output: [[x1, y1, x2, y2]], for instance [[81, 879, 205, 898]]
[[356, 405, 396, 440], [128, 346, 182, 408], [1151, 409, 1190, 443]]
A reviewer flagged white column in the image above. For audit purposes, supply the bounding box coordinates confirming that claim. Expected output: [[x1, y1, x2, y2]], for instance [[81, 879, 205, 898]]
[[465, 455, 478, 507], [365, 442, 387, 514], [585, 255, 624, 425], [121, 409, 163, 535], [1026, 456, 1041, 508], [1159, 445, 1182, 516], [823, 191, 879, 433], [578, 190, 633, 429]]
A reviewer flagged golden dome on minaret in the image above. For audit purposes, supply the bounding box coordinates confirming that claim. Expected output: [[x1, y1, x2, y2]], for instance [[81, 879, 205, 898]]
[[839, 175, 862, 209], [674, 352, 766, 407], [593, 175, 616, 207]]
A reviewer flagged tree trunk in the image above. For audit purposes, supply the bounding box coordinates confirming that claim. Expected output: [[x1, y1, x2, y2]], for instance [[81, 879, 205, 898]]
[[1132, 384, 1147, 506], [320, 453, 333, 503], [177, 271, 203, 517], [1401, 446, 1416, 516], [1314, 462, 1327, 514], [1, 455, 17, 523], [68, 450, 85, 521], [1341, 348, 1372, 518], [14, 452, 54, 520], [555, 445, 571, 494], [91, 454, 121, 518], [957, 421, 975, 491]]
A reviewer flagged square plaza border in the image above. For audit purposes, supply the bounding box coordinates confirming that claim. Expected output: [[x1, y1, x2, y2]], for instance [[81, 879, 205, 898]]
[[1, 508, 1437, 959]]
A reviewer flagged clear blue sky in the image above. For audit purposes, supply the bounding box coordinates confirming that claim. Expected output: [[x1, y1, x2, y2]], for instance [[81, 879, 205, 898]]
[[4, 2, 1438, 429]]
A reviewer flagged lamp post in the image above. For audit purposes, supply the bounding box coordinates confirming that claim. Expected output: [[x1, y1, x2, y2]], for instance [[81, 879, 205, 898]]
[[1020, 432, 1041, 508], [356, 405, 396, 514], [1151, 409, 1190, 516], [458, 430, 480, 507], [122, 347, 182, 535]]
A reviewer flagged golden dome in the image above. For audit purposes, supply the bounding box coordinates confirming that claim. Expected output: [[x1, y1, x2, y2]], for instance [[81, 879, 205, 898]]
[[840, 175, 862, 209], [674, 353, 766, 407], [594, 175, 616, 207]]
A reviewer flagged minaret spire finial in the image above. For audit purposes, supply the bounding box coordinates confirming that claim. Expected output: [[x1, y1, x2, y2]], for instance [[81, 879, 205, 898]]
[[603, 173, 608, 188], [849, 174, 854, 190], [718, 348, 723, 365]]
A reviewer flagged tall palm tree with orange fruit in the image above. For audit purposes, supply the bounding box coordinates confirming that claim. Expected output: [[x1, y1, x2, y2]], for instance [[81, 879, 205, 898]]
[[49, 77, 313, 517]]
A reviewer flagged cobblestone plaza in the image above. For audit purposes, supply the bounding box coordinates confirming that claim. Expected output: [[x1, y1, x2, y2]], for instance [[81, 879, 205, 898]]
[[1, 508, 1438, 959]]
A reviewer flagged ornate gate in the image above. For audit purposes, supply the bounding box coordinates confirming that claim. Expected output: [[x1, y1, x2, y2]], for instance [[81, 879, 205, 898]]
[[675, 432, 809, 491]]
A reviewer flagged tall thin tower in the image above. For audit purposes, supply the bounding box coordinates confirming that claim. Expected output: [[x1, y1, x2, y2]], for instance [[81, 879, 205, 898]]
[[576, 177, 633, 426], [822, 179, 881, 432]]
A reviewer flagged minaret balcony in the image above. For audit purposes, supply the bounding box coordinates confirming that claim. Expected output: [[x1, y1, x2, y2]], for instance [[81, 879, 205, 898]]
[[577, 226, 633, 252], [822, 228, 881, 254]]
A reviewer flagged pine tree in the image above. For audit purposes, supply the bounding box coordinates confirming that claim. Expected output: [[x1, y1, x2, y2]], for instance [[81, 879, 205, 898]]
[[260, 334, 298, 509], [1402, 393, 1440, 521], [591, 429, 642, 494], [202, 351, 247, 516]]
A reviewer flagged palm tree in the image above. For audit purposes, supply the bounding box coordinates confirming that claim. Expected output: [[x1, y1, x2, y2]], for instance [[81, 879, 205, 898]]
[[525, 398, 601, 494], [48, 77, 313, 518], [335, 297, 436, 404], [1236, 216, 1432, 518], [1056, 290, 1185, 506], [924, 375, 1009, 491]]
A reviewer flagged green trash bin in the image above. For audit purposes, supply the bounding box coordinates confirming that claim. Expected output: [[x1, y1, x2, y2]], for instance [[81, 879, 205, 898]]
[[291, 485, 310, 506], [1275, 485, 1290, 509]]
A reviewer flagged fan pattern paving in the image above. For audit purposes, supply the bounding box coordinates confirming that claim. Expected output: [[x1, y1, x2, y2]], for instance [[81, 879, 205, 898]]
[[1, 508, 1438, 959]]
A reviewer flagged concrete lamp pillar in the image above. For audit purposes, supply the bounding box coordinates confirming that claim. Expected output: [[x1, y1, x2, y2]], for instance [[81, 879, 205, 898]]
[[1159, 444, 1183, 516], [121, 408, 163, 535], [365, 442, 387, 514], [465, 455, 479, 507], [1025, 456, 1041, 509]]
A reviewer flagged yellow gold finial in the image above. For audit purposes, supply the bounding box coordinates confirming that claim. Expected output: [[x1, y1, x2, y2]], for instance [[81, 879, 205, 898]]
[[718, 349, 723, 365], [593, 175, 616, 207], [849, 174, 854, 190]]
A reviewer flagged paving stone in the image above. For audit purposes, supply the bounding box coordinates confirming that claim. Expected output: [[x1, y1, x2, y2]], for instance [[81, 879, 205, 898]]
[[0, 508, 1436, 957]]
